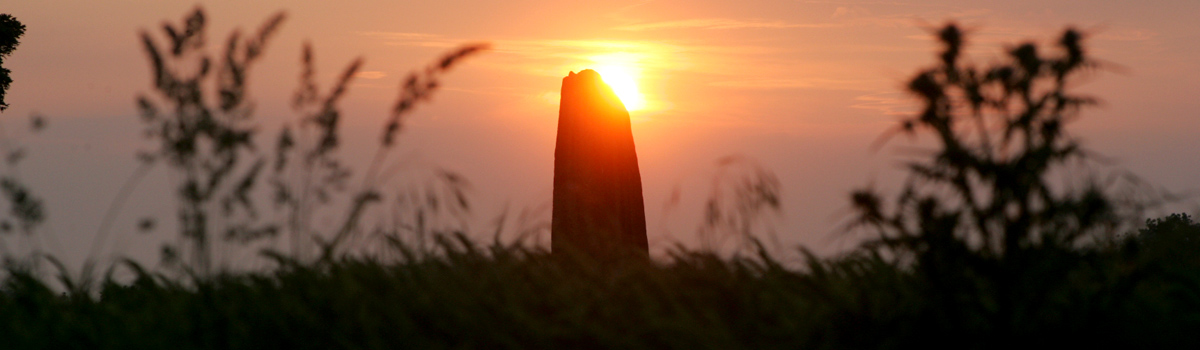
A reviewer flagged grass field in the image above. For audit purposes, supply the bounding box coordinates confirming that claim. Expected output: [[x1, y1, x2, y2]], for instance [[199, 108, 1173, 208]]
[[2, 231, 1199, 349]]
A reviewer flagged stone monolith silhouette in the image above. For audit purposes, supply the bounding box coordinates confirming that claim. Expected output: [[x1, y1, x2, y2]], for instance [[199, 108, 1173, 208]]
[[551, 69, 648, 257]]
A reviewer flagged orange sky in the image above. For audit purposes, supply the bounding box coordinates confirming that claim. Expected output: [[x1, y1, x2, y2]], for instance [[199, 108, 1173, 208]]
[[4, 1, 1200, 265]]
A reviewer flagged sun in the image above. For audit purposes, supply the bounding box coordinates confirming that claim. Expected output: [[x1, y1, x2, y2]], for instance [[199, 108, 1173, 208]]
[[586, 52, 647, 112], [593, 64, 646, 111]]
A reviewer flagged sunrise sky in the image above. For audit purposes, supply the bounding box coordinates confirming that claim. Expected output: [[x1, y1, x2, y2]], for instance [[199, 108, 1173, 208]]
[[3, 0, 1200, 265]]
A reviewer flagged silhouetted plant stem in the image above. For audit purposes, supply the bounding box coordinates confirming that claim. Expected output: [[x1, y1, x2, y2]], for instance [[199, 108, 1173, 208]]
[[136, 8, 286, 275], [87, 162, 154, 263], [321, 43, 488, 258]]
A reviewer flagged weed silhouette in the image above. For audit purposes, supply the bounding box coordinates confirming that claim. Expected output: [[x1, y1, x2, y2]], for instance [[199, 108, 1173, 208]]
[[848, 23, 1164, 347], [133, 8, 486, 275]]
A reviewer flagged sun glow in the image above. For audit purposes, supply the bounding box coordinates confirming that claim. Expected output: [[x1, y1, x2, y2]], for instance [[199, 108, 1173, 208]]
[[594, 65, 645, 111], [588, 52, 647, 112]]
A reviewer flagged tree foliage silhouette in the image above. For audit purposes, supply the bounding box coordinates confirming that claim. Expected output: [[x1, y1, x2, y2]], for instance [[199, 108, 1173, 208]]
[[0, 14, 44, 264], [1130, 213, 1200, 266], [0, 14, 26, 111]]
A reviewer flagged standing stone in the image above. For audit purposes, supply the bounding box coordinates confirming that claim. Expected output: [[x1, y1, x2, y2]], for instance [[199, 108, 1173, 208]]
[[552, 69, 648, 257]]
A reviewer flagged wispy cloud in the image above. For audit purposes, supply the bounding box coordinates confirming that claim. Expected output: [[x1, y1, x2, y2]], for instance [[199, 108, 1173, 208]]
[[354, 71, 387, 79], [360, 31, 698, 73], [1096, 28, 1158, 42], [709, 78, 878, 91], [355, 31, 458, 49], [851, 91, 915, 116], [358, 32, 439, 39], [362, 31, 666, 56], [833, 6, 871, 18], [710, 79, 816, 89], [614, 18, 835, 31]]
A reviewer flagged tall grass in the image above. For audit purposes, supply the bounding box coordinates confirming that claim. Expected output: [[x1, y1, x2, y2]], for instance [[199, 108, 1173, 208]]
[[2, 234, 1199, 349], [127, 8, 487, 276]]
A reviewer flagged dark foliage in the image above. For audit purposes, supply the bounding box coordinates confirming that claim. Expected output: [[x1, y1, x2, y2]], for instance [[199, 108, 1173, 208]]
[[0, 240, 917, 350], [846, 23, 1189, 348], [2, 225, 1200, 349], [1127, 213, 1200, 268], [0, 13, 25, 111], [0, 14, 46, 262]]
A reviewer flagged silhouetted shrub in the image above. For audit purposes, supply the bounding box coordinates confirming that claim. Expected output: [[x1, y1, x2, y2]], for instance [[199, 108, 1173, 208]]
[[848, 23, 1164, 347], [1128, 213, 1200, 267]]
